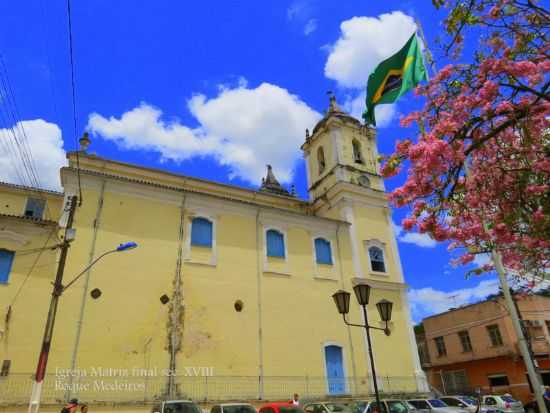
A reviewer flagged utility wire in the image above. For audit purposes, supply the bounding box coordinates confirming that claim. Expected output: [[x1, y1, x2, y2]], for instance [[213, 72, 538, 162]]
[[0, 54, 54, 220], [66, 0, 83, 206], [9, 225, 58, 308]]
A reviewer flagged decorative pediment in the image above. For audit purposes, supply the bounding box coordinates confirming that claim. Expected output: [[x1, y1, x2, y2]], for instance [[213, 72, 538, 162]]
[[0, 229, 29, 247]]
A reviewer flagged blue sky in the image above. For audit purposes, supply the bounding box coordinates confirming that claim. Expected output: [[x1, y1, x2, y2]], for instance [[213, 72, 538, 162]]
[[0, 0, 501, 322]]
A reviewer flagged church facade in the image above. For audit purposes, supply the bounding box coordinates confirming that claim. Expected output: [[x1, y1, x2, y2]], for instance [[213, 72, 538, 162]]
[[0, 98, 426, 403]]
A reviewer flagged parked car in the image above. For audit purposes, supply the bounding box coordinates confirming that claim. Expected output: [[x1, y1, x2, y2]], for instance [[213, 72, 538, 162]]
[[345, 399, 415, 413], [440, 396, 501, 413], [405, 401, 430, 413], [259, 403, 304, 413], [480, 395, 523, 413], [211, 404, 257, 413], [152, 400, 203, 413], [408, 399, 469, 413], [304, 402, 354, 413]]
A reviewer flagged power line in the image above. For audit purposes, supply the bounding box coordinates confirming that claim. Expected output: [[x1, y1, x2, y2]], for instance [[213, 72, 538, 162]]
[[66, 0, 83, 205], [0, 54, 54, 220], [9, 225, 58, 308]]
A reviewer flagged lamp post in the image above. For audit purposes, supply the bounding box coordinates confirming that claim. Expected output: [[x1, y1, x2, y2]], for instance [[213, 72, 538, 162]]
[[332, 283, 393, 410], [28, 241, 138, 413]]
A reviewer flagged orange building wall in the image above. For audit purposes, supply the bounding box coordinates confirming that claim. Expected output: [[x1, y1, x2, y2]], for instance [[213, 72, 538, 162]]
[[428, 357, 550, 403]]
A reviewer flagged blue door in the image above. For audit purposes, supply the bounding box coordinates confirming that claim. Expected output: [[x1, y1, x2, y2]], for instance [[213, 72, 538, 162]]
[[325, 345, 346, 395]]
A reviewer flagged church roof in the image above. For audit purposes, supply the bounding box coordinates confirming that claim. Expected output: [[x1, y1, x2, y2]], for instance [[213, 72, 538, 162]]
[[259, 165, 294, 197], [306, 94, 363, 143]]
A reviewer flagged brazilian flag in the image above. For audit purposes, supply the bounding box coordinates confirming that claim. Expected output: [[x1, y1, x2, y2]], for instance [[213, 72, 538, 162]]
[[363, 33, 427, 126]]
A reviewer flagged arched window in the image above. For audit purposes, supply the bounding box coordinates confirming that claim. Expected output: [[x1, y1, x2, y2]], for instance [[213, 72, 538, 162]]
[[0, 249, 15, 284], [314, 238, 333, 265], [266, 229, 285, 258], [352, 139, 363, 164], [191, 217, 213, 247], [368, 246, 386, 272], [317, 146, 326, 174]]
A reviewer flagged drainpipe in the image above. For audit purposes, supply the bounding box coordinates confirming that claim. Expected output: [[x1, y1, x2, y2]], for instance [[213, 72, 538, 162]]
[[255, 208, 265, 399], [167, 195, 186, 398], [66, 180, 106, 401]]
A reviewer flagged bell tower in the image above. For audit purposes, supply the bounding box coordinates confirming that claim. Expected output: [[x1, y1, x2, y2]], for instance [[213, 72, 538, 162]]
[[301, 94, 383, 203], [301, 95, 427, 390]]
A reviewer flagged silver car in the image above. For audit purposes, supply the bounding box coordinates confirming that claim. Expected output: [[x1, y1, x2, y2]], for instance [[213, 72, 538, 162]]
[[407, 399, 469, 413], [481, 395, 523, 413]]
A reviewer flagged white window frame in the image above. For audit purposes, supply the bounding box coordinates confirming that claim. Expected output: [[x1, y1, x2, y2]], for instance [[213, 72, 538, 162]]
[[364, 239, 388, 276], [311, 234, 337, 280], [184, 212, 217, 266], [262, 224, 290, 275], [321, 341, 349, 395]]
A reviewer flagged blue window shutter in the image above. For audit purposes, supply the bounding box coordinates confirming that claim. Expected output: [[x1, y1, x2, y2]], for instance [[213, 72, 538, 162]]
[[0, 250, 15, 284], [266, 230, 285, 258], [315, 238, 333, 265], [191, 217, 213, 247]]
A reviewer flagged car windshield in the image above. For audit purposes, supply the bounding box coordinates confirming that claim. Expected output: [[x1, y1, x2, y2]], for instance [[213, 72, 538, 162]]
[[325, 404, 351, 413], [429, 400, 448, 408], [387, 401, 409, 413], [224, 406, 257, 413], [164, 403, 202, 413], [500, 397, 517, 403], [348, 403, 367, 413], [458, 398, 477, 406], [408, 401, 429, 410]]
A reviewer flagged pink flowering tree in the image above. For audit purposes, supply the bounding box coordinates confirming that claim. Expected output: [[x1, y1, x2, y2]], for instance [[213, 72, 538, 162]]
[[381, 0, 549, 279]]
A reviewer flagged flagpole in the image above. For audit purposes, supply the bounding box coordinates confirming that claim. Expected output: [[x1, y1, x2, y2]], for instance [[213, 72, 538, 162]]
[[414, 18, 547, 412]]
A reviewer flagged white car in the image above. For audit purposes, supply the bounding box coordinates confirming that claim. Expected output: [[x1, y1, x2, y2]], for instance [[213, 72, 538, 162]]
[[211, 404, 257, 413], [407, 399, 469, 413], [481, 395, 523, 413], [440, 396, 502, 413], [304, 401, 353, 413]]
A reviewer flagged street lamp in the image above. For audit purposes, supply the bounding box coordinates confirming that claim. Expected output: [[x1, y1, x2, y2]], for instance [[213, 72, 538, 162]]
[[62, 242, 138, 292], [28, 241, 138, 413], [332, 283, 393, 411]]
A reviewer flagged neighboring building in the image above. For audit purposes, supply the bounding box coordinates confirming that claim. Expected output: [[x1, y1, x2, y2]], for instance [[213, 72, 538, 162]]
[[0, 97, 427, 403], [418, 294, 550, 403]]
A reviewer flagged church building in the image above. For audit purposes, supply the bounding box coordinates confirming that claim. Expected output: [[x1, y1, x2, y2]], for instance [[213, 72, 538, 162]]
[[0, 97, 426, 403]]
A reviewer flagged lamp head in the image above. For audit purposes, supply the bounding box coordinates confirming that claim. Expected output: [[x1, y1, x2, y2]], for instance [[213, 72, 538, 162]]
[[332, 290, 351, 315], [117, 242, 138, 252], [353, 283, 371, 306], [376, 299, 393, 322]]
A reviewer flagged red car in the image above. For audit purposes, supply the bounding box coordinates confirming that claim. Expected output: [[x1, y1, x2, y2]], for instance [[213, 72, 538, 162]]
[[259, 403, 304, 413]]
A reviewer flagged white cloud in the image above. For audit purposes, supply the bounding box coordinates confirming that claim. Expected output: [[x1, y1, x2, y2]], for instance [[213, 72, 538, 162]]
[[343, 92, 397, 128], [88, 82, 321, 184], [0, 119, 66, 191], [304, 19, 317, 36], [408, 279, 500, 321], [473, 253, 492, 268], [324, 12, 417, 88], [393, 222, 437, 248]]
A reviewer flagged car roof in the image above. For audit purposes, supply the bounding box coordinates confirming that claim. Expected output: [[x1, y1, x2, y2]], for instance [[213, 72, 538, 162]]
[[260, 403, 295, 407], [164, 400, 195, 403], [220, 404, 254, 407]]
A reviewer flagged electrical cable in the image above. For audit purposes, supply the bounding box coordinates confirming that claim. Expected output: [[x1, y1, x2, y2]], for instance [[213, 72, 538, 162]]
[[66, 0, 83, 206]]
